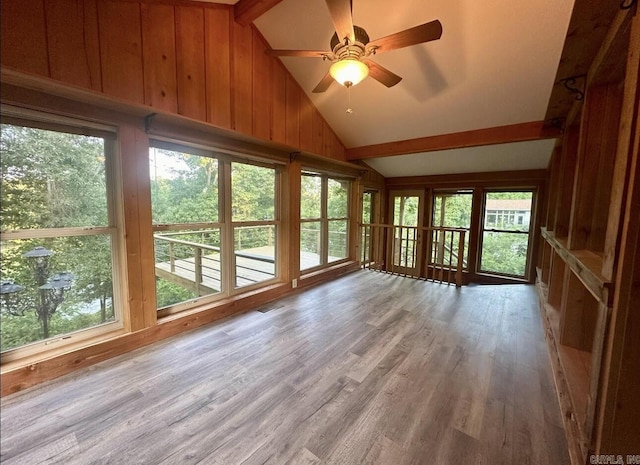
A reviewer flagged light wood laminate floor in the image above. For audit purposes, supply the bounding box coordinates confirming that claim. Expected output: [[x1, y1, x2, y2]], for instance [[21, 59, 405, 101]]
[[0, 271, 569, 465]]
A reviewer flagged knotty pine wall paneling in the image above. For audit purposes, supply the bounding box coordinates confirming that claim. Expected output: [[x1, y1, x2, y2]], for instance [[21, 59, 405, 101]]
[[205, 7, 232, 129], [285, 74, 300, 148], [1, 0, 349, 161], [323, 123, 345, 160], [176, 6, 207, 121], [553, 125, 580, 238], [299, 93, 314, 152], [98, 1, 145, 104], [311, 108, 325, 155], [45, 0, 102, 91], [270, 60, 287, 145], [141, 3, 178, 113], [544, 146, 562, 231], [252, 28, 271, 141], [232, 20, 253, 135], [0, 0, 49, 76]]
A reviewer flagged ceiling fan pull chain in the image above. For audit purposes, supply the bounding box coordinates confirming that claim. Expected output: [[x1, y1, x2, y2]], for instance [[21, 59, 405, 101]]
[[346, 85, 353, 114]]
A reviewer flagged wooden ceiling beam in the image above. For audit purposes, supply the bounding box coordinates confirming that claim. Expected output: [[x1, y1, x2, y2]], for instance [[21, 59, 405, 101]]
[[234, 0, 285, 26], [345, 121, 562, 160]]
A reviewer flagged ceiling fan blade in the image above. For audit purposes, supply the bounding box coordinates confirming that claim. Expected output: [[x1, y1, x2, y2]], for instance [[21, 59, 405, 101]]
[[267, 49, 329, 58], [325, 0, 355, 44], [313, 72, 335, 93], [368, 20, 442, 53], [365, 61, 403, 88]]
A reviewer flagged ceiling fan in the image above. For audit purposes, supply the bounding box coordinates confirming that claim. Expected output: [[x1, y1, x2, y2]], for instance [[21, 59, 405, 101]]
[[267, 0, 443, 93]]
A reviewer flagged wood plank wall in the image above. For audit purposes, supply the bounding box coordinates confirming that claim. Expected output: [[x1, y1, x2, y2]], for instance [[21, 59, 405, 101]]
[[568, 83, 623, 252], [0, 0, 346, 162]]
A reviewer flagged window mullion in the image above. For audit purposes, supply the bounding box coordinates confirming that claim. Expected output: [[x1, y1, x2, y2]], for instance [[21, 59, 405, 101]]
[[221, 160, 234, 294], [321, 176, 329, 265]]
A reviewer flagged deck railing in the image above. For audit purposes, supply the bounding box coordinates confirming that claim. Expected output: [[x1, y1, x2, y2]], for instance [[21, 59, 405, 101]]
[[154, 232, 223, 295], [154, 230, 276, 294], [359, 223, 467, 287]]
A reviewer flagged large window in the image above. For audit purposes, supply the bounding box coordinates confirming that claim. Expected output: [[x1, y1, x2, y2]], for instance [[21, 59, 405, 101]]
[[231, 162, 277, 289], [1, 121, 121, 356], [360, 190, 378, 264], [150, 143, 279, 312], [479, 191, 533, 277], [300, 172, 350, 271], [432, 191, 472, 269], [150, 146, 222, 308]]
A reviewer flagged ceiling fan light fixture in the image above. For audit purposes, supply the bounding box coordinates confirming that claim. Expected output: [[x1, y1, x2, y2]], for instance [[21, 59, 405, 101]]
[[329, 58, 369, 87]]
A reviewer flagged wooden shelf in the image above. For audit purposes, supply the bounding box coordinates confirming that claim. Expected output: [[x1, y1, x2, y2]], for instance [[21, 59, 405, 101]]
[[538, 297, 592, 463], [544, 302, 591, 423], [541, 229, 612, 305]]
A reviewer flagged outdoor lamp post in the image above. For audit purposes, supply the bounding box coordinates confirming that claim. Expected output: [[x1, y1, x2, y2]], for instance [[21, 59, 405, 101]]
[[0, 246, 74, 339], [24, 247, 74, 339]]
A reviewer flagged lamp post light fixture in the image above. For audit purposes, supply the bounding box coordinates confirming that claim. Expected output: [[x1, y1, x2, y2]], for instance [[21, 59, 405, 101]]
[[0, 246, 74, 339], [0, 280, 25, 315], [23, 246, 54, 287]]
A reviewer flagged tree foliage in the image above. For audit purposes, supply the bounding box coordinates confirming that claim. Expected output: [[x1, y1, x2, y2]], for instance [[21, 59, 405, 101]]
[[1, 125, 115, 351]]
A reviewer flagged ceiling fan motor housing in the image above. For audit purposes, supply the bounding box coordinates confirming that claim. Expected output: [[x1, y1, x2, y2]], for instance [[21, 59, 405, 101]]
[[330, 25, 370, 60]]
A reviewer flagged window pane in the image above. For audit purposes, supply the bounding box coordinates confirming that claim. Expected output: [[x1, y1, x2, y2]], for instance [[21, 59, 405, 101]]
[[432, 192, 472, 269], [154, 229, 222, 308], [234, 225, 276, 288], [301, 175, 321, 219], [430, 229, 469, 269], [480, 231, 529, 276], [362, 192, 373, 224], [484, 192, 532, 231], [1, 236, 115, 352], [327, 178, 348, 218], [393, 196, 419, 226], [301, 221, 321, 270], [328, 220, 348, 262], [433, 193, 472, 228], [149, 148, 218, 225], [1, 124, 108, 230], [232, 163, 275, 222]]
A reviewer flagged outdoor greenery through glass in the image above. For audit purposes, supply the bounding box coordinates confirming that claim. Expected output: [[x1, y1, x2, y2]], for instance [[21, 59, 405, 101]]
[[150, 147, 278, 309], [232, 163, 275, 222], [432, 192, 472, 268], [480, 191, 533, 277], [150, 148, 218, 225], [392, 195, 419, 269], [1, 124, 116, 352], [150, 147, 223, 309], [300, 173, 349, 270]]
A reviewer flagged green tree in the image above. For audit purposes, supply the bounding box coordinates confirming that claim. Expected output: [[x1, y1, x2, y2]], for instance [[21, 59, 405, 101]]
[[1, 124, 114, 351]]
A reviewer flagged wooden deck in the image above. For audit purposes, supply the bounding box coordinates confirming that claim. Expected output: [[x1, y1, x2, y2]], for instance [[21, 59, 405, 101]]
[[155, 251, 275, 292], [155, 247, 339, 292], [0, 272, 569, 464]]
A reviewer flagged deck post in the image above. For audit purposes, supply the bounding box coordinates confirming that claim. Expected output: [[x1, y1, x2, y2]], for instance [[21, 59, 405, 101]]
[[194, 247, 202, 295]]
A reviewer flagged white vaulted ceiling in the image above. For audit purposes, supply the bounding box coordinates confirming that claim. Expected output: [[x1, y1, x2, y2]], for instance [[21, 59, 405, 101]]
[[251, 0, 574, 177]]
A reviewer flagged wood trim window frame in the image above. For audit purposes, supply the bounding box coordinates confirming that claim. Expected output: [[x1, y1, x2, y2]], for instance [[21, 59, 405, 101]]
[[0, 109, 125, 363], [149, 139, 283, 317], [477, 188, 537, 280], [300, 171, 352, 274]]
